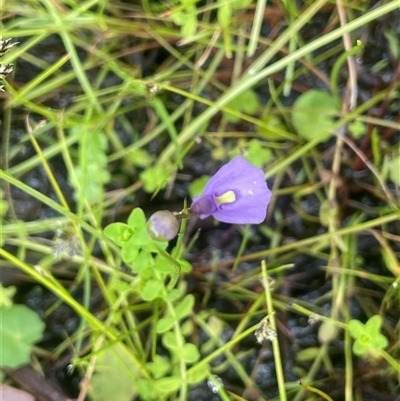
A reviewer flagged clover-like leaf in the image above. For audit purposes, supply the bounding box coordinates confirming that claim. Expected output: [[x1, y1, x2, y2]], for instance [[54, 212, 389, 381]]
[[154, 376, 181, 393], [224, 89, 259, 123], [348, 315, 388, 357], [89, 342, 138, 401], [0, 284, 16, 308], [104, 222, 133, 245], [179, 343, 200, 363], [292, 89, 340, 141], [141, 279, 164, 301], [0, 304, 45, 369], [127, 208, 147, 228]]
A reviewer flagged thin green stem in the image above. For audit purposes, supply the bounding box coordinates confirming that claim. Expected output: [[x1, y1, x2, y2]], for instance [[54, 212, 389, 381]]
[[261, 261, 287, 401]]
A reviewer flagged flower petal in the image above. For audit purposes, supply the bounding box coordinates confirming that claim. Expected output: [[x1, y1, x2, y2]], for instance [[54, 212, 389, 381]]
[[203, 156, 265, 196], [212, 191, 269, 223], [190, 156, 272, 224]]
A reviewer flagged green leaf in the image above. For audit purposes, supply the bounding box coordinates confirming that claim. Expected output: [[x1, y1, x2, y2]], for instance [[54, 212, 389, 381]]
[[187, 364, 209, 384], [165, 288, 183, 302], [171, 11, 186, 26], [154, 376, 181, 393], [179, 343, 200, 363], [181, 15, 197, 38], [0, 304, 45, 368], [348, 319, 365, 337], [130, 251, 154, 274], [353, 339, 367, 356], [146, 355, 171, 379], [140, 164, 172, 193], [152, 259, 176, 274], [142, 239, 169, 253], [224, 89, 259, 122], [156, 316, 175, 333], [131, 227, 152, 246], [71, 130, 110, 204], [141, 279, 164, 301], [292, 89, 340, 141], [179, 259, 192, 273], [174, 294, 194, 320], [232, 0, 253, 9], [0, 284, 16, 308], [181, 319, 194, 336], [127, 208, 147, 228], [128, 148, 153, 167], [371, 334, 388, 350], [296, 347, 320, 362], [89, 343, 137, 401], [137, 379, 158, 400], [256, 115, 287, 138], [218, 1, 232, 28], [348, 120, 366, 139], [364, 315, 382, 332], [162, 332, 179, 350], [240, 139, 272, 168], [348, 316, 389, 356], [104, 223, 132, 245], [121, 244, 139, 264]]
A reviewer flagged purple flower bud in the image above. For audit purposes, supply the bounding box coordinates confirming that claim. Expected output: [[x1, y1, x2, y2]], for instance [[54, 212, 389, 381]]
[[147, 210, 179, 241], [190, 156, 271, 224]]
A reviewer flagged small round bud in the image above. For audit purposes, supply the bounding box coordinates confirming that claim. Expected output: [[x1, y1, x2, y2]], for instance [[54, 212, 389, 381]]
[[147, 210, 179, 242]]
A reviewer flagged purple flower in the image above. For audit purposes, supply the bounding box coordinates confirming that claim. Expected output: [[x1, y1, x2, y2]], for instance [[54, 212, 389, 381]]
[[190, 156, 272, 224]]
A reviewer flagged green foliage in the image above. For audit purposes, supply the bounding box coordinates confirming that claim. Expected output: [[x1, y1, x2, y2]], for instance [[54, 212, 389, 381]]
[[232, 0, 253, 8], [89, 343, 138, 401], [154, 376, 181, 393], [224, 89, 260, 123], [235, 139, 272, 168], [296, 347, 320, 362], [383, 149, 400, 185], [292, 89, 340, 141], [2, 1, 399, 399], [104, 208, 168, 266], [217, 0, 232, 28], [0, 304, 45, 371], [217, 0, 252, 27], [0, 284, 16, 308], [348, 120, 366, 139], [170, 0, 198, 38], [71, 130, 111, 204], [104, 207, 198, 398], [348, 315, 389, 357], [256, 115, 288, 138], [128, 148, 153, 168], [140, 164, 173, 193], [146, 355, 170, 379]]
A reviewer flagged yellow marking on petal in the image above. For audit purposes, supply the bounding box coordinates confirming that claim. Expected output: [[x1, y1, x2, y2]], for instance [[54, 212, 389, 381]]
[[215, 190, 236, 205]]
